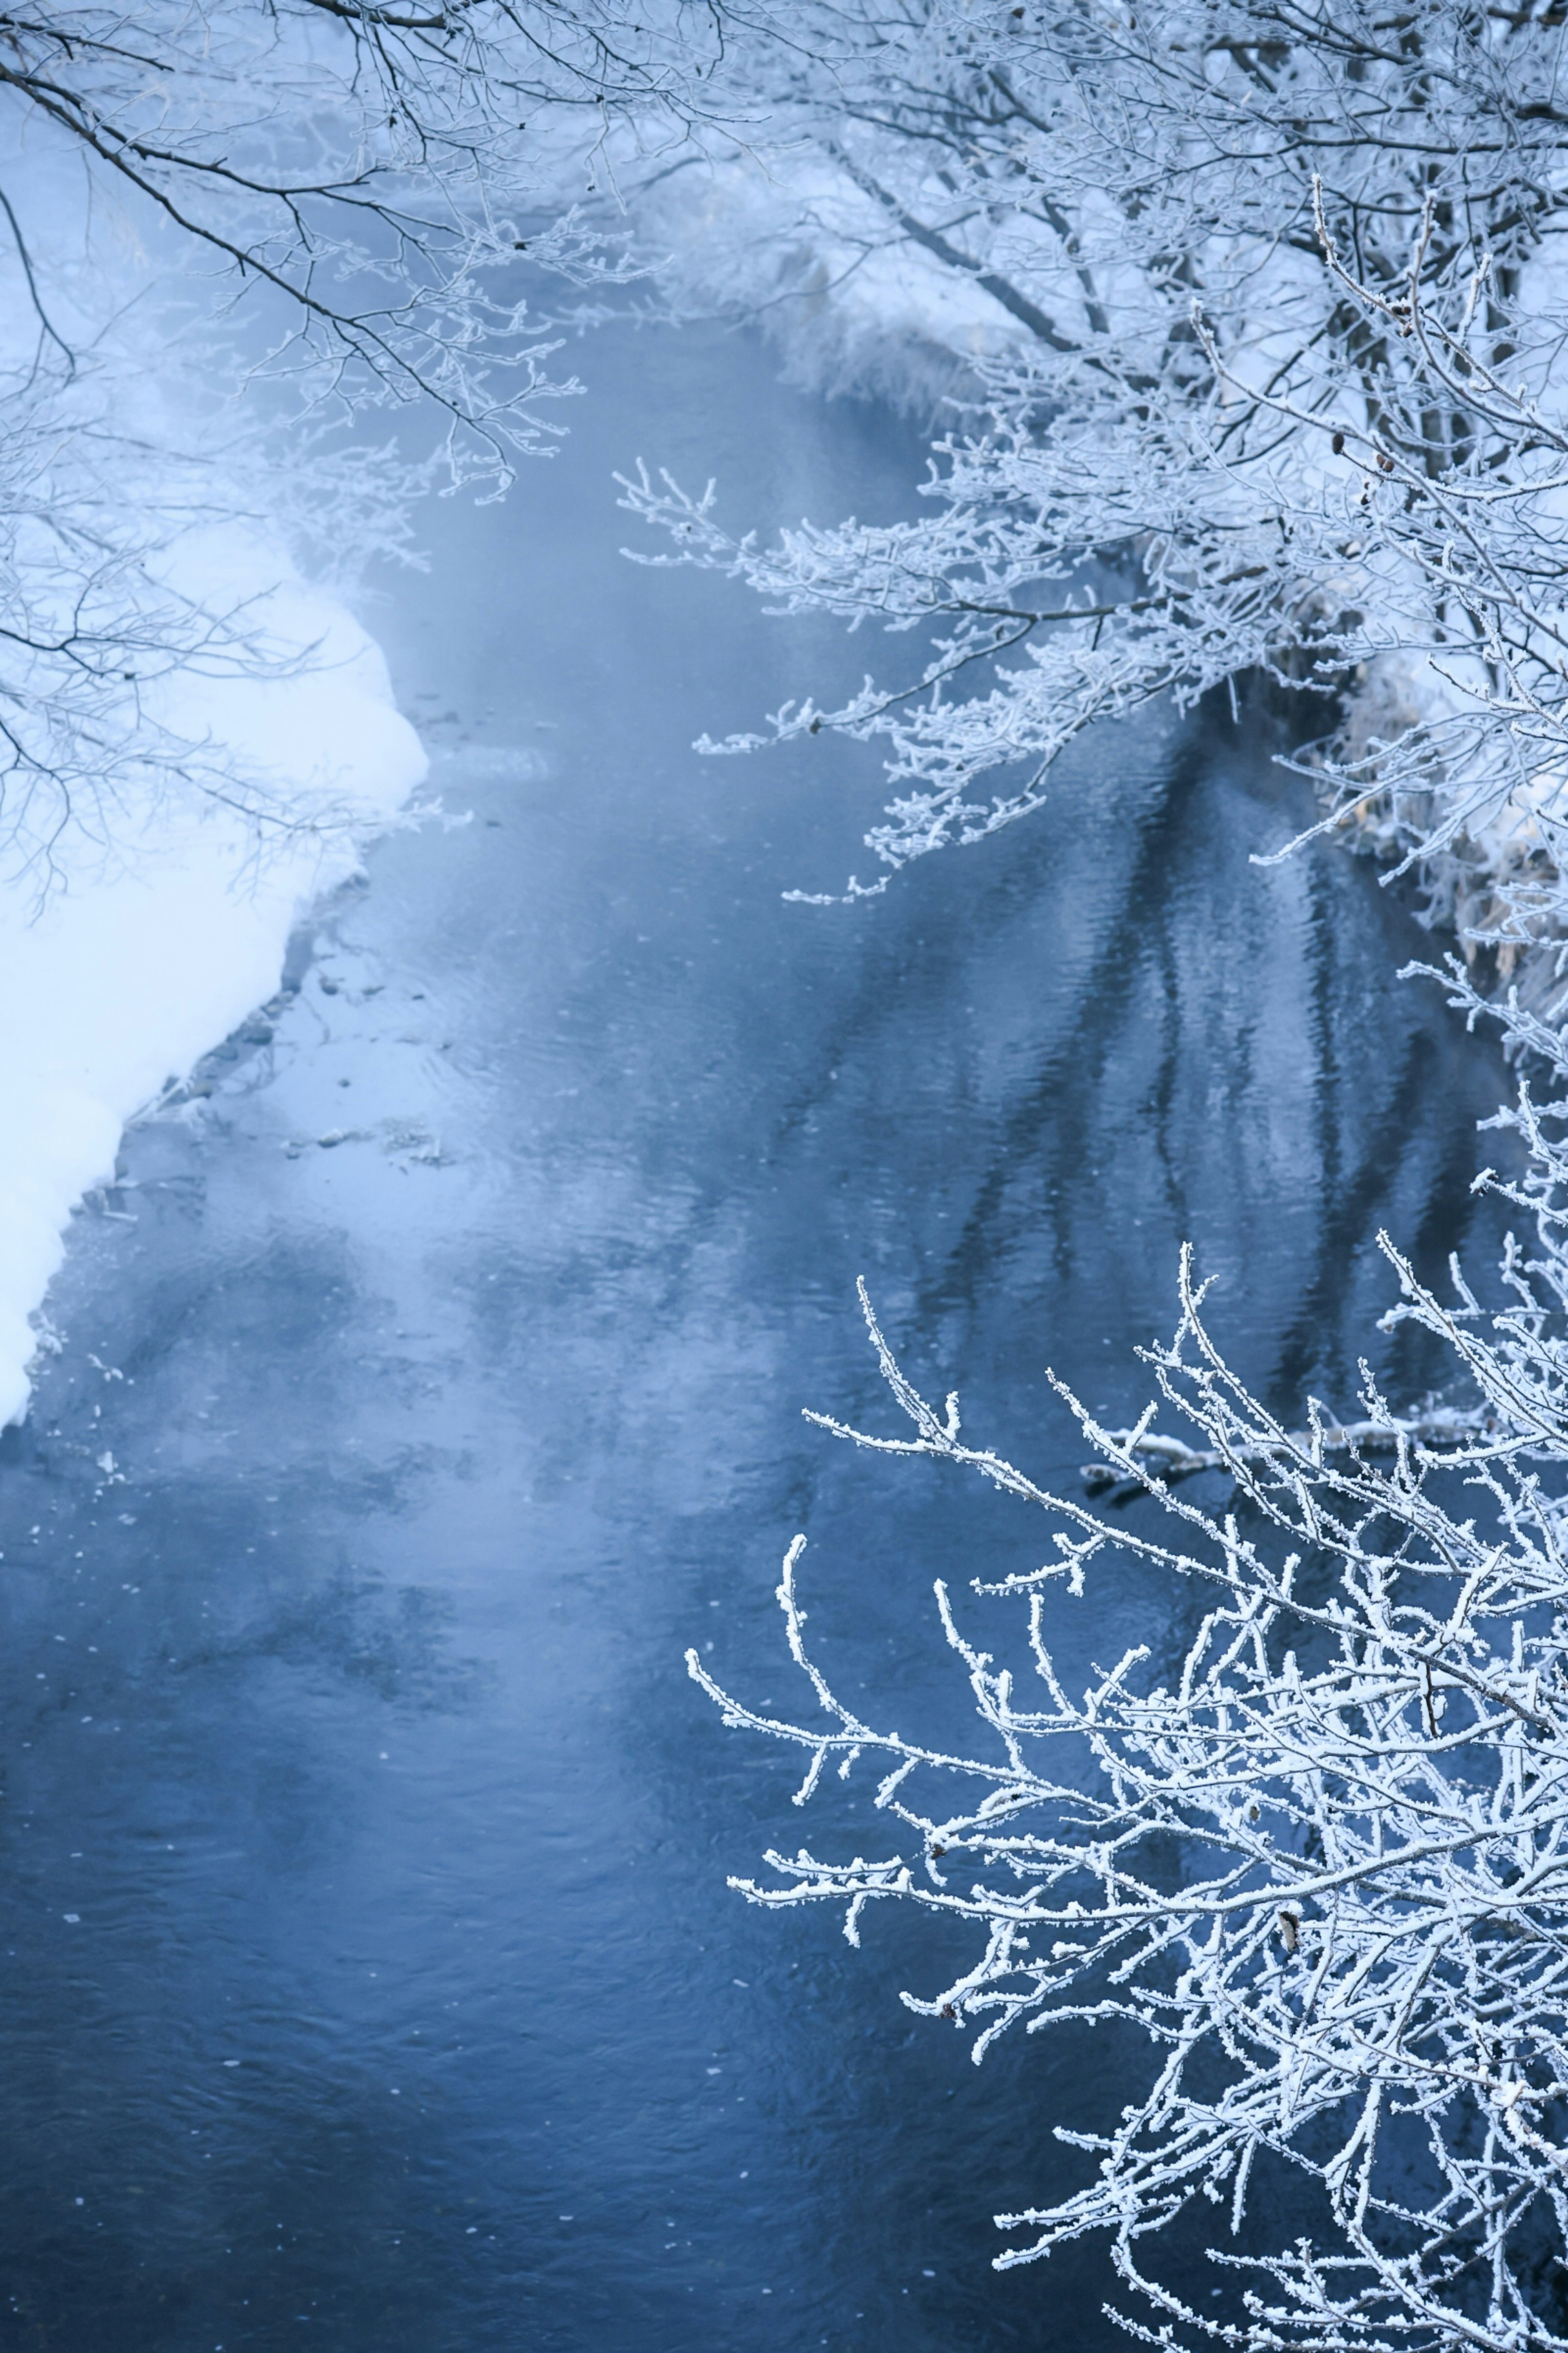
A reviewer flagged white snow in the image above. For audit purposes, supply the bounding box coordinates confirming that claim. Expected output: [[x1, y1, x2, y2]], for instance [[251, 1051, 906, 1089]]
[[0, 552, 425, 1424]]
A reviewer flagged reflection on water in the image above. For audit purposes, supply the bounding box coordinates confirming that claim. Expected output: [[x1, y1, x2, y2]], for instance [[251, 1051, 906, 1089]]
[[0, 323, 1517, 2351]]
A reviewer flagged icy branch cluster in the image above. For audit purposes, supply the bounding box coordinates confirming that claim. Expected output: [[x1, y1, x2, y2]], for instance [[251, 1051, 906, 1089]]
[[0, 0, 748, 866], [691, 969, 1568, 2347], [619, 2, 1568, 951], [2, 0, 735, 475]]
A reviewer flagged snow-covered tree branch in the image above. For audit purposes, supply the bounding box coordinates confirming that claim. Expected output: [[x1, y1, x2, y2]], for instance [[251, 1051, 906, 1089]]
[[3, 0, 741, 473], [621, 1, 1568, 951], [693, 994, 1568, 2346], [0, 0, 752, 872]]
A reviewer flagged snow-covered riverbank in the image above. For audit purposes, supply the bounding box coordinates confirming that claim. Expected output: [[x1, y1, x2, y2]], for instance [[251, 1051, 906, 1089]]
[[0, 134, 426, 1423], [0, 555, 424, 1424]]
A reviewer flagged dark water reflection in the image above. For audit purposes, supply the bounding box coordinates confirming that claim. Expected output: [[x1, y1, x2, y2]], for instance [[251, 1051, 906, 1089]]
[[0, 324, 1518, 2351]]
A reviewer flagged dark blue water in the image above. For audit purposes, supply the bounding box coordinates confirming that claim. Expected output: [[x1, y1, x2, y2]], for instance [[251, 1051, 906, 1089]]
[[0, 323, 1516, 2352]]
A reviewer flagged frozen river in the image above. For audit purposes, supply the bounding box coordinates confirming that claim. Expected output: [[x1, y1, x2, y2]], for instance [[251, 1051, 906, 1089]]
[[0, 323, 1517, 2351]]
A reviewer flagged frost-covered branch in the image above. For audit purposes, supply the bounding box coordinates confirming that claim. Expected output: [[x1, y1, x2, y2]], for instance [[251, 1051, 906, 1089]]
[[693, 1003, 1568, 2349], [0, 0, 766, 871], [1078, 1403, 1497, 1510], [0, 1, 741, 481], [620, 2, 1568, 935]]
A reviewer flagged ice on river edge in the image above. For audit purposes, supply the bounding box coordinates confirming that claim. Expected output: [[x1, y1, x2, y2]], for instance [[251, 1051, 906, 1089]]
[[0, 550, 426, 1428]]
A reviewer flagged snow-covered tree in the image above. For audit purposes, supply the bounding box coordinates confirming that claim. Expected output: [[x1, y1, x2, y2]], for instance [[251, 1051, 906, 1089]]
[[621, 1, 1568, 970], [0, 0, 740, 870], [692, 967, 1568, 2349]]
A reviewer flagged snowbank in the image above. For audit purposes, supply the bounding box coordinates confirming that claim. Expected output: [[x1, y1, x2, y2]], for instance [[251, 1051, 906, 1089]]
[[0, 555, 425, 1424], [0, 123, 428, 1423]]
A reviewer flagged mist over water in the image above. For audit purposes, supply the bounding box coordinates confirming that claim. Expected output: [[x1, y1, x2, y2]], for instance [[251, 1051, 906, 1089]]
[[0, 323, 1518, 2351]]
